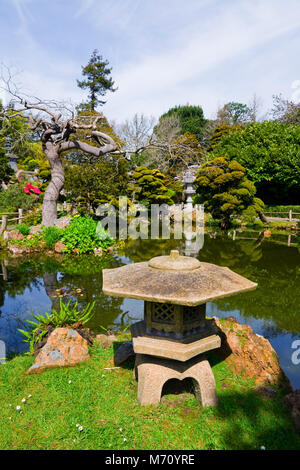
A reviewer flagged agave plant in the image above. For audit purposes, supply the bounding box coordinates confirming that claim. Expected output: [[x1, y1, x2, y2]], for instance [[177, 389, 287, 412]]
[[18, 299, 95, 355]]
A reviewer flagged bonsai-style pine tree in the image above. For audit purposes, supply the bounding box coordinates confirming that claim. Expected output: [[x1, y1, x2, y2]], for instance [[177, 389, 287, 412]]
[[130, 166, 174, 207], [195, 157, 264, 229], [77, 50, 117, 111]]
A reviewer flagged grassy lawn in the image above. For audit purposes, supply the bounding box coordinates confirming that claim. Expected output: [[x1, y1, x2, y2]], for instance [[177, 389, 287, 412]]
[[0, 339, 299, 450]]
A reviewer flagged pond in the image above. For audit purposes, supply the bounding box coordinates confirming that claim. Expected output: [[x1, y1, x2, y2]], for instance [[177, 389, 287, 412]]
[[0, 230, 299, 388]]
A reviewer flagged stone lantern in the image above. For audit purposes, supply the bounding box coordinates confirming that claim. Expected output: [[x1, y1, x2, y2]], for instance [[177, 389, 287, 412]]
[[183, 170, 195, 212], [103, 250, 257, 406]]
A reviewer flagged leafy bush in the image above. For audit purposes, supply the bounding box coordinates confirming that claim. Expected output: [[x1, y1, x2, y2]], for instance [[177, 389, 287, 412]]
[[61, 216, 113, 254], [18, 299, 95, 355], [0, 184, 39, 213], [43, 226, 62, 248], [17, 224, 30, 236]]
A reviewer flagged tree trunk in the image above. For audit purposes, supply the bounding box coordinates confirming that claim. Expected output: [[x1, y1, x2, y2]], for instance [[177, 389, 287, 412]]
[[42, 143, 64, 227], [220, 216, 230, 230], [258, 211, 268, 223]]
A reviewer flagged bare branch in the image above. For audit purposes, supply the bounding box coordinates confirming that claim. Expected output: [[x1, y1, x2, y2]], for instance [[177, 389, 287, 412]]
[[59, 131, 117, 156]]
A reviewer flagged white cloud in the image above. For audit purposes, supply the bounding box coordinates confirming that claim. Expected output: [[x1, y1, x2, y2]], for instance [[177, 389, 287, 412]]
[[104, 0, 300, 121]]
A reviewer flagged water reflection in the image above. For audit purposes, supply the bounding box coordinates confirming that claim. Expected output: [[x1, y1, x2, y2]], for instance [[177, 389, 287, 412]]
[[0, 231, 299, 387]]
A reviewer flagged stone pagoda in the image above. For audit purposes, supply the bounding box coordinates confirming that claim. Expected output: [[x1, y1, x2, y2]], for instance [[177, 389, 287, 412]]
[[103, 250, 257, 406]]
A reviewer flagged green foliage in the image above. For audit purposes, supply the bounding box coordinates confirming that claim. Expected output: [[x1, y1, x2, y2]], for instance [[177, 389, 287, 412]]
[[43, 226, 63, 248], [77, 49, 117, 111], [17, 224, 30, 236], [18, 299, 95, 355], [0, 102, 36, 168], [195, 156, 264, 229], [211, 121, 300, 204], [265, 205, 300, 215], [0, 153, 13, 186], [156, 105, 207, 142], [0, 184, 39, 213], [0, 102, 16, 185], [23, 208, 42, 226], [208, 124, 242, 152], [64, 155, 128, 214], [130, 166, 174, 207], [61, 216, 113, 253]]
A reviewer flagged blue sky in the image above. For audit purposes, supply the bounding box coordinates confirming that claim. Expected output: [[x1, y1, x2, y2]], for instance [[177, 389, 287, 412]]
[[0, 0, 300, 124]]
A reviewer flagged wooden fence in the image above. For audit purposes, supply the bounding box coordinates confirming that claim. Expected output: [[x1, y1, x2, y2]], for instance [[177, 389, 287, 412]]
[[0, 209, 24, 236], [264, 210, 300, 221]]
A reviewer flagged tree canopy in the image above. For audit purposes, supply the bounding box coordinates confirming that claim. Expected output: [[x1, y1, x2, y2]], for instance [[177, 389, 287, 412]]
[[217, 102, 253, 125], [210, 121, 300, 204]]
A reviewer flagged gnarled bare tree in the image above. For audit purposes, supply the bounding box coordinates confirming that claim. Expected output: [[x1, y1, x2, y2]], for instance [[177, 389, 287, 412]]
[[0, 72, 117, 226]]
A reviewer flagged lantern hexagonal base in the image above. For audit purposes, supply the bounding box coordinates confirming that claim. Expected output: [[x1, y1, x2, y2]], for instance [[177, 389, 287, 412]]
[[131, 320, 221, 362]]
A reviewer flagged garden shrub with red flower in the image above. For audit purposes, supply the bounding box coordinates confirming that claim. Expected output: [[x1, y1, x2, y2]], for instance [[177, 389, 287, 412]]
[[0, 185, 39, 214], [24, 184, 42, 195]]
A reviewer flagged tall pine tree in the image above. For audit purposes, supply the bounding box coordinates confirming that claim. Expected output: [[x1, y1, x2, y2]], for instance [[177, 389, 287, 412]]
[[77, 50, 117, 111]]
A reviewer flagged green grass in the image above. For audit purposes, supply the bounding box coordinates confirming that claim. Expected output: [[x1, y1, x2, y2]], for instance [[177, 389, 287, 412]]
[[0, 340, 299, 450]]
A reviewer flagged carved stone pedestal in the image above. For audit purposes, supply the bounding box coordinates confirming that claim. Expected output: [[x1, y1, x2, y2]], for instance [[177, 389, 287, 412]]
[[133, 353, 218, 407]]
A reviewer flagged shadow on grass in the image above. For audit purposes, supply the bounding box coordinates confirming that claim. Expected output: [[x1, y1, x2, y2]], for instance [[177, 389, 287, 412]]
[[111, 339, 300, 449], [210, 388, 300, 450]]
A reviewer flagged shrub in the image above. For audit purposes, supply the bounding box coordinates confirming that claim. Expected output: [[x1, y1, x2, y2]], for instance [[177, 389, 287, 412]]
[[43, 226, 62, 248], [17, 224, 30, 236], [195, 157, 264, 230], [0, 184, 39, 213], [61, 216, 113, 254]]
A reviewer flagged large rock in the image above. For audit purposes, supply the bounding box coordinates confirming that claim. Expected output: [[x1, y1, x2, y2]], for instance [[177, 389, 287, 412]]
[[54, 241, 67, 253], [29, 224, 43, 235], [8, 243, 29, 256], [26, 327, 90, 374], [4, 230, 24, 241], [211, 316, 292, 391], [54, 216, 72, 230], [282, 389, 300, 432]]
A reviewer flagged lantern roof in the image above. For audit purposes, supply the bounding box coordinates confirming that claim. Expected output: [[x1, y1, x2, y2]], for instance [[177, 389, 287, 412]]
[[102, 250, 257, 306]]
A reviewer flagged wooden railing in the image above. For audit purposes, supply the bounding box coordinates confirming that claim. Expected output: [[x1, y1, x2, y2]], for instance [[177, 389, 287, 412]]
[[264, 210, 300, 221], [0, 209, 24, 236]]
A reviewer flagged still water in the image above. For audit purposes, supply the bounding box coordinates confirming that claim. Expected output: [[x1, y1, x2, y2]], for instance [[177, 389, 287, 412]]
[[0, 232, 299, 388]]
